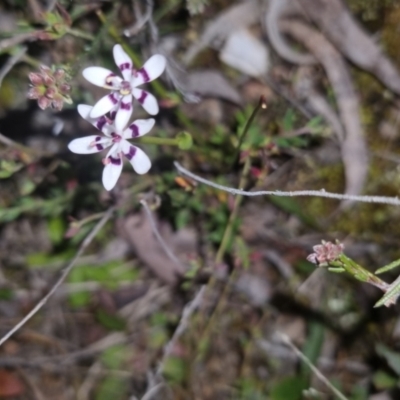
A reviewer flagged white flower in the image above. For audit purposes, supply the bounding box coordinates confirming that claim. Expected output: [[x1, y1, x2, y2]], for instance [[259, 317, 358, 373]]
[[68, 104, 154, 191], [82, 44, 166, 131]]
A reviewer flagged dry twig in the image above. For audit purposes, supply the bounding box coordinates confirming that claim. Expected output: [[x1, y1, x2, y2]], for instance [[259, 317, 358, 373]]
[[0, 206, 115, 347]]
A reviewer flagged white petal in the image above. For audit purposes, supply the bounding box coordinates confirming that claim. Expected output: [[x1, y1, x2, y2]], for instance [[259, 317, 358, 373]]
[[113, 44, 133, 81], [77, 104, 94, 120], [114, 94, 133, 132], [77, 104, 113, 136], [90, 93, 120, 118], [122, 118, 155, 139], [82, 67, 117, 87], [132, 55, 166, 87], [121, 140, 151, 175], [68, 135, 111, 154], [132, 89, 159, 115], [102, 145, 123, 191]]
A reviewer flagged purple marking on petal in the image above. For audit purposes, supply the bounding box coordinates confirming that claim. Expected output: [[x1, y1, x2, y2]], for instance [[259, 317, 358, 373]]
[[96, 117, 107, 131], [124, 145, 137, 160], [109, 156, 122, 165], [119, 62, 131, 71], [110, 111, 116, 120], [108, 93, 118, 105], [96, 144, 104, 151], [137, 67, 150, 83], [138, 91, 148, 104], [95, 136, 101, 142], [120, 101, 131, 110], [130, 124, 139, 138], [105, 73, 117, 84]]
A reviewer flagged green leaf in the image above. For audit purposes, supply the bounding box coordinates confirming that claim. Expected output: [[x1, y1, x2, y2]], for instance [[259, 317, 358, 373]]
[[175, 208, 191, 229], [375, 258, 400, 274], [282, 108, 297, 132], [374, 279, 400, 308], [376, 343, 400, 376], [234, 236, 251, 269], [47, 217, 66, 245], [372, 370, 398, 390], [268, 196, 320, 229], [101, 344, 131, 369], [0, 288, 13, 300], [301, 323, 324, 380], [270, 376, 308, 400], [95, 376, 128, 400], [68, 268, 91, 308], [95, 309, 126, 331], [0, 160, 23, 179], [26, 250, 73, 269], [162, 357, 187, 383]]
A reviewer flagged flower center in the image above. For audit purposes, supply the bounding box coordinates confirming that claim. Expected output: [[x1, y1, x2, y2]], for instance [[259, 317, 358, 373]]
[[111, 133, 122, 143], [119, 80, 131, 96]]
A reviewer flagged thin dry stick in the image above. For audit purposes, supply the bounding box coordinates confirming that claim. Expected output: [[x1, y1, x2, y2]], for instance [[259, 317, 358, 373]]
[[157, 285, 206, 376], [140, 383, 165, 400], [0, 46, 27, 88], [276, 332, 349, 400], [140, 198, 205, 377], [124, 0, 154, 37], [140, 199, 185, 270], [0, 206, 115, 347], [174, 161, 400, 206]]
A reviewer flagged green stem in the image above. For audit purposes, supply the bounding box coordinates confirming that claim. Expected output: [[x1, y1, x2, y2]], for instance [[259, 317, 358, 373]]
[[21, 54, 42, 68], [215, 157, 252, 264], [66, 28, 94, 41], [137, 136, 179, 146], [194, 98, 266, 362], [330, 254, 387, 290], [235, 96, 267, 158]]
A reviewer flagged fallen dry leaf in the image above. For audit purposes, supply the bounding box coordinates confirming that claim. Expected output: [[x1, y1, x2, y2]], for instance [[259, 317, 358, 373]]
[[0, 369, 25, 397], [281, 20, 368, 198]]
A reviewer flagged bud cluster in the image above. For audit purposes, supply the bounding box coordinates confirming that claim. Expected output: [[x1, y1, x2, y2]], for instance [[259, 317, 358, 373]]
[[28, 65, 72, 111]]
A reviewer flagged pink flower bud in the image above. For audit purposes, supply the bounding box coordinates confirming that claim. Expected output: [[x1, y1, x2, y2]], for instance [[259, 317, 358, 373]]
[[38, 96, 51, 110], [54, 69, 66, 80], [51, 95, 64, 111], [42, 74, 55, 86], [45, 87, 56, 99], [29, 72, 43, 86], [59, 83, 71, 94], [27, 87, 41, 99]]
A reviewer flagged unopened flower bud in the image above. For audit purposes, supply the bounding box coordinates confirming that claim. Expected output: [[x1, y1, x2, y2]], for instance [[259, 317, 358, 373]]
[[29, 72, 43, 86], [54, 68, 66, 80], [59, 83, 71, 94], [38, 96, 51, 110], [51, 97, 64, 111], [27, 87, 41, 99], [307, 241, 344, 265], [45, 87, 56, 99], [42, 74, 55, 86]]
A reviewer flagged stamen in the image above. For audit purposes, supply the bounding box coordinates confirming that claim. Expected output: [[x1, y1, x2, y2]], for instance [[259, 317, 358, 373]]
[[89, 136, 102, 147], [119, 81, 132, 96]]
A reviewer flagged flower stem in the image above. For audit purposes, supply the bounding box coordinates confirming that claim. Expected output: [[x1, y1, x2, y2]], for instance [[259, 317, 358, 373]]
[[235, 96, 267, 159], [137, 136, 179, 146], [66, 27, 94, 41], [195, 97, 266, 360]]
